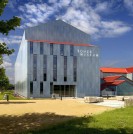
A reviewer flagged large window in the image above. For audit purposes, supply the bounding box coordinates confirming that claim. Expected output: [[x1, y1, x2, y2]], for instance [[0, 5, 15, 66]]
[[50, 43, 53, 55], [33, 54, 37, 81], [40, 82, 43, 94], [40, 42, 43, 54], [64, 56, 67, 81], [53, 55, 57, 81], [73, 56, 77, 82], [60, 44, 64, 56], [30, 42, 33, 54], [30, 82, 33, 95], [43, 55, 47, 81], [70, 45, 74, 56]]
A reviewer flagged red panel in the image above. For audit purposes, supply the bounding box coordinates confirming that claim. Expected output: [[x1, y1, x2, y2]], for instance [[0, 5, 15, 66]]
[[103, 75, 121, 82], [126, 67, 133, 73], [100, 67, 128, 74], [112, 80, 125, 85], [27, 39, 93, 47]]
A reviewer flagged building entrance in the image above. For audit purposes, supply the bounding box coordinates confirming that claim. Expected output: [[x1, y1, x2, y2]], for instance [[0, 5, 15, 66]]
[[53, 85, 75, 97]]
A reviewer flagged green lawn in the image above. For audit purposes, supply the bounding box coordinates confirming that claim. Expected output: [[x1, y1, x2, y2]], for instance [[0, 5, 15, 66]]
[[25, 107, 133, 134], [0, 90, 25, 100]]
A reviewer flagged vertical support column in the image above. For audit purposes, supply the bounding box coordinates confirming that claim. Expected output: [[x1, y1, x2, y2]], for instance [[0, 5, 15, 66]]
[[64, 85, 65, 97], [69, 85, 70, 97], [60, 85, 61, 97]]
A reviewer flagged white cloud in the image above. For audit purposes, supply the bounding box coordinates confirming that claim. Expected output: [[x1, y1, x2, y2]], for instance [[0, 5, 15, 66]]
[[0, 35, 22, 45], [124, 0, 133, 13], [94, 2, 109, 13], [0, 55, 14, 84], [18, 0, 132, 38]]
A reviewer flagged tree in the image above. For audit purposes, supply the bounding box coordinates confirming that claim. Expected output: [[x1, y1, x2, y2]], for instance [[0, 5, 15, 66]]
[[0, 67, 9, 91], [0, 0, 21, 90], [0, 0, 21, 65]]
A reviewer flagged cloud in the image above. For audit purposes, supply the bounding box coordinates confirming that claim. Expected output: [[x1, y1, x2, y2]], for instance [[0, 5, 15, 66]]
[[0, 55, 14, 84], [0, 35, 22, 45], [124, 0, 133, 14], [18, 0, 132, 39]]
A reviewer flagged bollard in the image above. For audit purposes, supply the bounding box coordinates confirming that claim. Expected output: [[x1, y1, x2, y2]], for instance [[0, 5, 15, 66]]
[[6, 95, 9, 102]]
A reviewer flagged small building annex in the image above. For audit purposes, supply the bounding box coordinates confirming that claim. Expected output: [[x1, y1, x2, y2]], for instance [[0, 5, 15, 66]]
[[100, 67, 133, 96]]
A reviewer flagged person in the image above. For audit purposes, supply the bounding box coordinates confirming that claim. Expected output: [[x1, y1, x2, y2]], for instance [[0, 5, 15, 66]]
[[107, 94, 109, 99]]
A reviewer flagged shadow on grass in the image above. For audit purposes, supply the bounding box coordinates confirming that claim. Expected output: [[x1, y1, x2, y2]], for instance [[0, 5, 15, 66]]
[[0, 112, 133, 134], [0, 112, 74, 134], [27, 116, 133, 134], [0, 101, 36, 104]]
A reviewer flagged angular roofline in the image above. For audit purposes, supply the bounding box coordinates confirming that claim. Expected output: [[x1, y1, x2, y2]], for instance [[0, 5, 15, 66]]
[[25, 19, 90, 36]]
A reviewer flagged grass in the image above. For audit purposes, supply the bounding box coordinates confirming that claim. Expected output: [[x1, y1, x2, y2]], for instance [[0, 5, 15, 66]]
[[25, 107, 133, 134], [0, 90, 25, 100]]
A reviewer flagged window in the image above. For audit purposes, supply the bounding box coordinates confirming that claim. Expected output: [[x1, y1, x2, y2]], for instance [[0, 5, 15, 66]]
[[70, 45, 74, 56], [30, 42, 33, 54], [64, 56, 67, 81], [43, 55, 47, 81], [73, 56, 77, 82], [53, 55, 57, 81], [33, 54, 37, 81], [50, 43, 53, 55], [60, 44, 64, 56], [40, 82, 43, 94], [30, 82, 33, 95], [33, 54, 37, 67], [40, 42, 43, 54], [33, 68, 37, 81]]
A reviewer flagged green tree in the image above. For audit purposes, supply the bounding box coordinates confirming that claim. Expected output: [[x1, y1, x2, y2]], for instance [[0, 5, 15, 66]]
[[0, 67, 9, 91], [0, 0, 21, 65], [0, 0, 21, 90]]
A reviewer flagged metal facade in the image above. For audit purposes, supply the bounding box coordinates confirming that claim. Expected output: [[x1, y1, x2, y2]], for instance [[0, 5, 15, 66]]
[[15, 20, 100, 98]]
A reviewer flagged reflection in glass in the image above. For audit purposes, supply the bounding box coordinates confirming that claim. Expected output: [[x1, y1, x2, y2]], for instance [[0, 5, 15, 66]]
[[53, 55, 57, 81], [30, 42, 33, 54], [73, 56, 77, 82], [40, 42, 43, 54], [50, 43, 53, 55], [60, 44, 64, 56]]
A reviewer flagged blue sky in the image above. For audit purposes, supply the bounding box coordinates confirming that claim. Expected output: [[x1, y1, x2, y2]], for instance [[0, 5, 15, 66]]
[[0, 0, 133, 83]]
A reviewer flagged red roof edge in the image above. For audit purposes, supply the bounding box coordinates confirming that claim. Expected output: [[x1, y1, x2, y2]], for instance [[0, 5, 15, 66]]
[[27, 39, 94, 47]]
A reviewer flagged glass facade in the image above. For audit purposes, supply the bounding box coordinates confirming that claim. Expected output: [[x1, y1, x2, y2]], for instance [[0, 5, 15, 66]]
[[70, 45, 74, 56], [40, 42, 43, 54], [50, 43, 53, 55], [40, 82, 43, 94], [30, 42, 33, 54], [53, 55, 57, 81], [60, 44, 64, 56], [33, 54, 37, 81], [73, 56, 77, 82], [43, 55, 47, 81], [64, 56, 67, 81]]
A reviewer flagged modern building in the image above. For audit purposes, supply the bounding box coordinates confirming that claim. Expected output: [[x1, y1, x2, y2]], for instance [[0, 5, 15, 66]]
[[15, 20, 100, 98], [100, 67, 133, 96]]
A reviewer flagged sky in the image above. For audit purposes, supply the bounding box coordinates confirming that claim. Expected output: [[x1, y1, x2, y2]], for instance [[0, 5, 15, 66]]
[[0, 0, 133, 84]]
